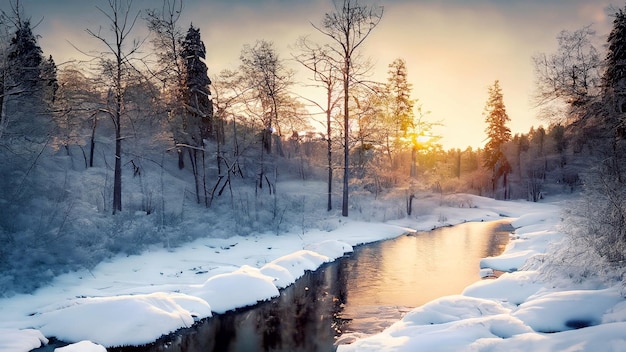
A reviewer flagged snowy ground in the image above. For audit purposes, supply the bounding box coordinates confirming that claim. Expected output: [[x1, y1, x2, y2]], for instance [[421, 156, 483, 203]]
[[338, 196, 626, 352], [1, 190, 624, 351]]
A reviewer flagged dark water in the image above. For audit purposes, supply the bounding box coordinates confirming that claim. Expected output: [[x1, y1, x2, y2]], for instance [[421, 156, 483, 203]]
[[37, 220, 512, 352]]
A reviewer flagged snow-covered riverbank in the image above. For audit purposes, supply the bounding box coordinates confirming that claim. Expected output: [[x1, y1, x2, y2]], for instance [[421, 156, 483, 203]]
[[338, 196, 626, 351], [3, 193, 622, 351]]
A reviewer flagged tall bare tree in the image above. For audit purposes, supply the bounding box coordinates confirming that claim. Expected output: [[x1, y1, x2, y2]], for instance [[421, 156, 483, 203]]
[[145, 0, 186, 166], [240, 40, 293, 151], [293, 36, 342, 211], [240, 40, 293, 190], [313, 0, 383, 216], [86, 0, 142, 214]]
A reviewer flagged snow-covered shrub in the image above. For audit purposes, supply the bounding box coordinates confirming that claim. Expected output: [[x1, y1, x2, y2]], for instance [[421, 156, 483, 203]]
[[544, 163, 626, 286]]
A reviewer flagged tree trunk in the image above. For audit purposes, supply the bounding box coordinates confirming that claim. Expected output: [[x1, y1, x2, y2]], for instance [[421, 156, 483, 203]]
[[327, 91, 333, 211], [188, 148, 201, 204], [342, 57, 350, 217], [112, 112, 122, 214], [89, 113, 97, 168]]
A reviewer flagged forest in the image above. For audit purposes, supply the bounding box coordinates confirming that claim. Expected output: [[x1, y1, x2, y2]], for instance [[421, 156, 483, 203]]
[[0, 0, 625, 297]]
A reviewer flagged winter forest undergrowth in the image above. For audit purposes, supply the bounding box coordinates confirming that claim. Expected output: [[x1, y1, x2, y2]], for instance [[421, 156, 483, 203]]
[[1, 0, 626, 302]]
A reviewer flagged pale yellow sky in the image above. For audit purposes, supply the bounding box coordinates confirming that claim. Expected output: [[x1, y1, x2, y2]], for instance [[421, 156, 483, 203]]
[[7, 0, 615, 150]]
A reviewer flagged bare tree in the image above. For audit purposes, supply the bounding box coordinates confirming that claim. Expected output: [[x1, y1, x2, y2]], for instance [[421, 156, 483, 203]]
[[240, 40, 293, 190], [86, 0, 143, 214], [52, 65, 100, 167], [313, 0, 383, 216], [145, 0, 184, 93], [240, 40, 293, 150], [293, 36, 342, 211], [532, 26, 602, 120]]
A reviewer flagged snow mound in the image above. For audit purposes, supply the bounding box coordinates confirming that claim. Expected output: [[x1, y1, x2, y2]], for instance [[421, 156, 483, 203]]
[[304, 239, 353, 259], [191, 265, 279, 314], [0, 328, 48, 352], [512, 288, 624, 333], [269, 249, 329, 281], [338, 314, 532, 351], [603, 300, 626, 324], [481, 249, 535, 272], [35, 292, 209, 348], [260, 243, 351, 289], [259, 262, 295, 289], [480, 230, 564, 272], [401, 295, 510, 325], [463, 271, 543, 305], [511, 212, 558, 229], [471, 321, 626, 351], [55, 340, 106, 352]]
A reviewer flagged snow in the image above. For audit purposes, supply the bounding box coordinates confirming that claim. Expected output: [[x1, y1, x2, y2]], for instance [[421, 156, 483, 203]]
[[0, 329, 47, 352], [35, 292, 211, 347], [338, 194, 626, 352], [1, 192, 625, 351], [463, 271, 543, 305], [189, 266, 279, 314], [53, 341, 106, 352], [511, 288, 624, 333]]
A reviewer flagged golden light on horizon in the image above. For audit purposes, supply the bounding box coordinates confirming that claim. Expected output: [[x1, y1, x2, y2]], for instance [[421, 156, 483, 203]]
[[8, 0, 613, 151]]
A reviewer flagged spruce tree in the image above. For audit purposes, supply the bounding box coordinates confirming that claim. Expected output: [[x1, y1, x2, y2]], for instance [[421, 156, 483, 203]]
[[386, 58, 414, 136], [483, 80, 511, 169], [2, 19, 48, 139], [178, 24, 213, 205], [483, 80, 512, 198], [7, 20, 43, 91], [603, 6, 626, 135], [180, 24, 213, 144], [40, 55, 58, 104]]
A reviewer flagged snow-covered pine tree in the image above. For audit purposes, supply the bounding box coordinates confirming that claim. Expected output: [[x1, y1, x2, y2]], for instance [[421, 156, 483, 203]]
[[604, 7, 626, 138], [7, 20, 42, 91], [40, 55, 58, 105], [181, 24, 213, 144], [179, 24, 214, 205], [386, 58, 414, 138], [1, 19, 49, 140], [483, 80, 512, 199]]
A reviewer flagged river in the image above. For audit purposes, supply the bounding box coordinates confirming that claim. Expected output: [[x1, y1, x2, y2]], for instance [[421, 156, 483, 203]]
[[39, 220, 512, 352]]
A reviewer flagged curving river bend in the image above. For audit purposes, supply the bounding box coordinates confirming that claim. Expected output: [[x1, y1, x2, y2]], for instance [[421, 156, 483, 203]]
[[40, 220, 513, 352]]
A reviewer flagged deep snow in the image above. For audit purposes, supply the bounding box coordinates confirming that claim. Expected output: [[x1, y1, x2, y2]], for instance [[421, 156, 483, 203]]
[[1, 191, 624, 351]]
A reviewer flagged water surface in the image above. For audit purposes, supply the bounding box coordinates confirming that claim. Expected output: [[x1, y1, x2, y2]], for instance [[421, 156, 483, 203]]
[[39, 220, 512, 351]]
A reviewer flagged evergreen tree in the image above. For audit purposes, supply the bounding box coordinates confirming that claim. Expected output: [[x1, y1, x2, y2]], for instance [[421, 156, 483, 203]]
[[7, 20, 42, 90], [1, 19, 49, 140], [603, 6, 626, 135], [386, 58, 414, 136], [483, 80, 512, 198], [178, 24, 214, 205], [483, 80, 511, 169], [40, 55, 58, 104], [180, 24, 213, 144]]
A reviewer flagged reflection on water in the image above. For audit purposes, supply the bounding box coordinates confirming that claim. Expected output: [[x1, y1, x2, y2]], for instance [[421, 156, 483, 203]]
[[337, 220, 512, 337], [106, 265, 347, 352], [40, 220, 512, 352]]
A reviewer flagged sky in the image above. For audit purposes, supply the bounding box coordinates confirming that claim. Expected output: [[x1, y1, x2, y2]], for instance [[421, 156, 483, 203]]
[[2, 0, 616, 150]]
